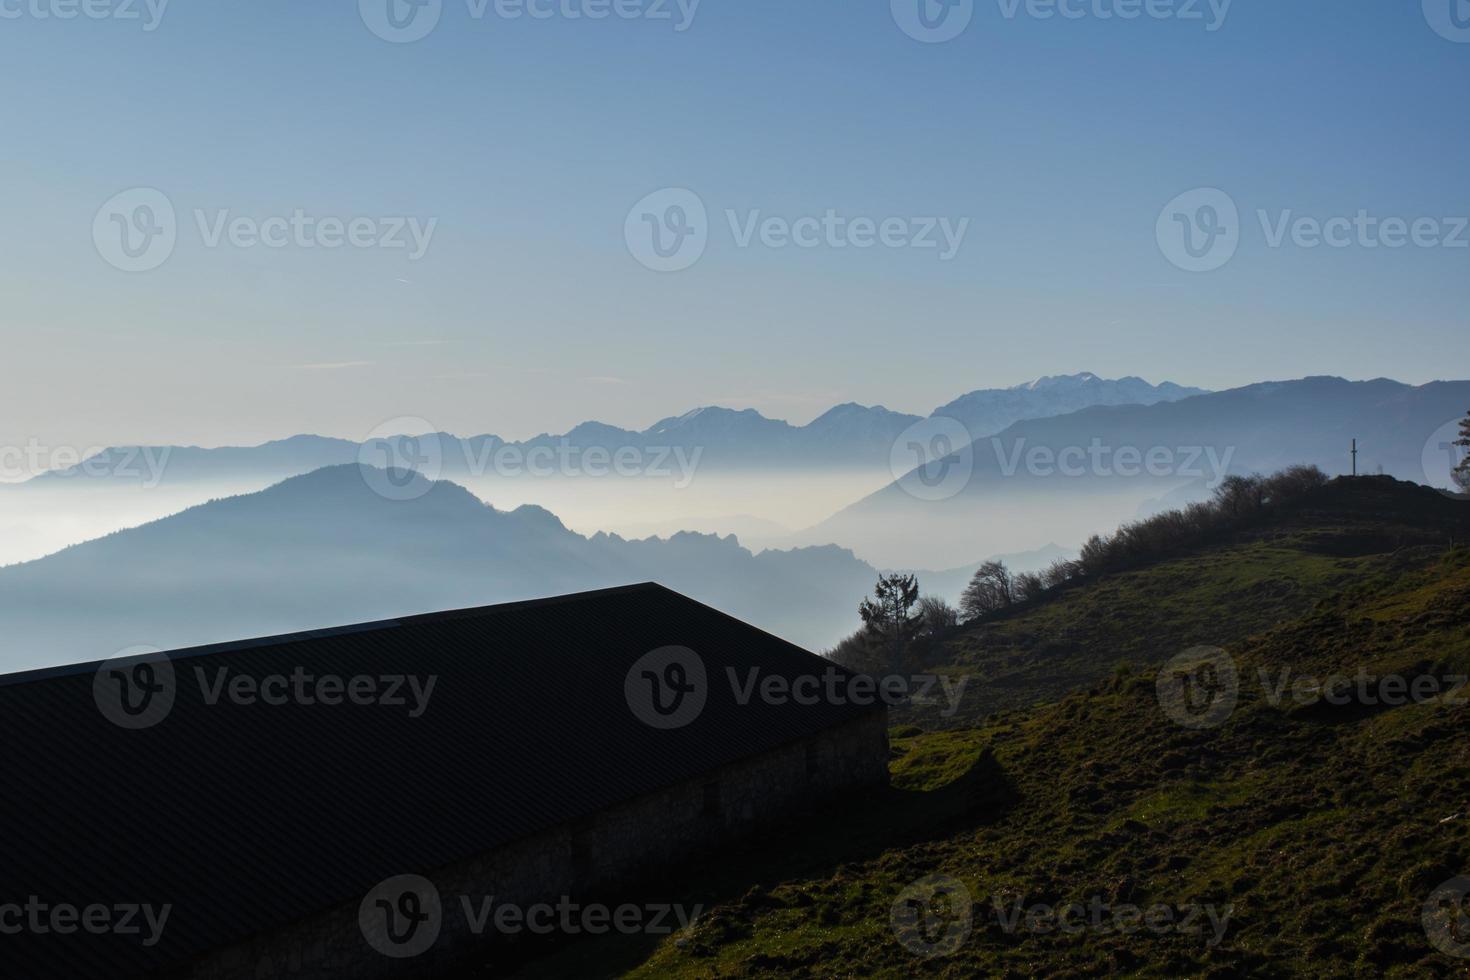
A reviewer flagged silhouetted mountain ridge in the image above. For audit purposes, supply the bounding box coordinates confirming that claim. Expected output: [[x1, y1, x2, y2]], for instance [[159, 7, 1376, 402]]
[[0, 465, 974, 671], [18, 373, 1202, 485]]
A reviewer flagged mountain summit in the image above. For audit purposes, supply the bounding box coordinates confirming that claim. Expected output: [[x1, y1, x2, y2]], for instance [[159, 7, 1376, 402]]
[[934, 374, 1206, 440]]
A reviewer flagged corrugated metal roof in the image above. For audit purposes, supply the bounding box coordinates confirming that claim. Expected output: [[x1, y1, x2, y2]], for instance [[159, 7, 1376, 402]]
[[0, 583, 882, 978]]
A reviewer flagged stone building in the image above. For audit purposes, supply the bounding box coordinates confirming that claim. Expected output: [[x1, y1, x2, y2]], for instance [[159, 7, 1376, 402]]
[[0, 584, 889, 978]]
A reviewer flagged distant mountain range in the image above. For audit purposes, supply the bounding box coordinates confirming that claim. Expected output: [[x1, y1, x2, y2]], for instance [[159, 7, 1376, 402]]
[[0, 466, 984, 672], [932, 373, 1204, 440], [5, 374, 1465, 670], [18, 373, 1202, 486], [0, 373, 1201, 568], [805, 376, 1470, 567]]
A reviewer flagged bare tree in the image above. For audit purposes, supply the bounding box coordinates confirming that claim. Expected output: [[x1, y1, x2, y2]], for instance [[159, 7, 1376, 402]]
[[826, 629, 879, 673], [1043, 558, 1080, 589], [960, 560, 1013, 619], [1013, 571, 1047, 602], [917, 596, 959, 638]]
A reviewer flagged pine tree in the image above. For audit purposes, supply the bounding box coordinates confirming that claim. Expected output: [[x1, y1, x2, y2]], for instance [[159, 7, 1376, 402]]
[[1454, 410, 1470, 493], [858, 574, 922, 672]]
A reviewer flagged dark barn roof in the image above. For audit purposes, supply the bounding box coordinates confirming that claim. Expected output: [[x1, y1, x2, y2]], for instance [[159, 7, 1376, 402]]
[[0, 584, 883, 978]]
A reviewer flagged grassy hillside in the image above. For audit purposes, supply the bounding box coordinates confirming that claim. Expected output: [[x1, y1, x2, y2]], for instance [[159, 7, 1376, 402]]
[[904, 477, 1470, 727], [491, 478, 1470, 978]]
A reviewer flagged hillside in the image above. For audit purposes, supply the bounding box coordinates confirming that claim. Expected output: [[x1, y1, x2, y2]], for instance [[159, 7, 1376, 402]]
[[0, 465, 973, 672], [806, 376, 1470, 567], [489, 479, 1470, 978], [904, 476, 1470, 726]]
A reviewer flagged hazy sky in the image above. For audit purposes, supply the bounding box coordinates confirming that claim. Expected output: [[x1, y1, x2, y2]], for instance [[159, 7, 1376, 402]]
[[2, 0, 1467, 452]]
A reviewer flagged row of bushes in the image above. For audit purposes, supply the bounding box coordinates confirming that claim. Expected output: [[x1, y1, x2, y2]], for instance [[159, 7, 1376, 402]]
[[829, 465, 1333, 673], [1071, 464, 1330, 579]]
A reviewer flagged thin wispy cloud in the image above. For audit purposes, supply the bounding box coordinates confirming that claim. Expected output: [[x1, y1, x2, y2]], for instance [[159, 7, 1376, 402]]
[[281, 361, 375, 371]]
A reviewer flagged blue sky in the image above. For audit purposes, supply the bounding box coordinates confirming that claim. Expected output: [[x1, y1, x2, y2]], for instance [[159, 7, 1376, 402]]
[[2, 0, 1467, 449]]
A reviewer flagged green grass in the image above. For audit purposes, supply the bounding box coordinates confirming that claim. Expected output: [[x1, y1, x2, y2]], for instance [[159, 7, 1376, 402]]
[[902, 483, 1470, 728], [620, 552, 1470, 976], [488, 481, 1470, 979]]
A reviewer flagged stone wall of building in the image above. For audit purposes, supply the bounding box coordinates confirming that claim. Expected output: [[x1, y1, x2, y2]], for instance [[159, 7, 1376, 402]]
[[181, 709, 889, 979]]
